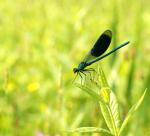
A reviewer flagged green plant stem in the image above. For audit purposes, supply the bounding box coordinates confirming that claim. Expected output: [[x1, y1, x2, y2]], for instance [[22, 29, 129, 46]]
[[107, 105, 119, 136]]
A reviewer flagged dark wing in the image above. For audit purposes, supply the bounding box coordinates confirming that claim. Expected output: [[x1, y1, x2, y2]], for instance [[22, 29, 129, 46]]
[[83, 30, 112, 62], [91, 30, 112, 57]]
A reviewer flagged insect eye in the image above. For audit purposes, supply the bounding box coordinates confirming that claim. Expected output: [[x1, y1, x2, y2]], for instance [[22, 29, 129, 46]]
[[73, 68, 77, 73]]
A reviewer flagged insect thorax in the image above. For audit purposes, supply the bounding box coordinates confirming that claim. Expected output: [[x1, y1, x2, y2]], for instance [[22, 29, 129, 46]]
[[73, 62, 87, 73], [78, 62, 86, 70]]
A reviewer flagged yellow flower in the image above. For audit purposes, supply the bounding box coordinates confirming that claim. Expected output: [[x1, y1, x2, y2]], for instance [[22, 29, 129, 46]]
[[27, 82, 40, 92]]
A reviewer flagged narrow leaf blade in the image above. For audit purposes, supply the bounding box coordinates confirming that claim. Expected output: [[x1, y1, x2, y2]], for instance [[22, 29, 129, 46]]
[[100, 91, 120, 135], [98, 66, 120, 135], [119, 89, 147, 135], [67, 127, 113, 135], [75, 83, 101, 101]]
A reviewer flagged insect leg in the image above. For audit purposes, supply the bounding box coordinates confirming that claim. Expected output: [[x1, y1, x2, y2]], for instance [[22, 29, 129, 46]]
[[72, 73, 78, 83], [80, 71, 87, 83], [83, 69, 93, 80], [87, 68, 95, 79], [78, 72, 83, 84], [85, 68, 96, 72], [84, 68, 96, 80]]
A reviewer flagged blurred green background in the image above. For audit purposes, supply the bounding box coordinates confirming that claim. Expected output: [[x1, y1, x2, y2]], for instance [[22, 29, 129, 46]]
[[0, 0, 149, 135]]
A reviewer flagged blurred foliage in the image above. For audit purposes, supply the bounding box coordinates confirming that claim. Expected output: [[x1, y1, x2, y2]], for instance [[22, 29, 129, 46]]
[[0, 0, 149, 135]]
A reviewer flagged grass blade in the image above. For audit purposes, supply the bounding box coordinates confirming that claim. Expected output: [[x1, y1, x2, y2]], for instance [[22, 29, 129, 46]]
[[119, 89, 147, 135], [98, 66, 120, 135], [67, 127, 114, 135], [75, 83, 101, 102], [100, 91, 120, 135]]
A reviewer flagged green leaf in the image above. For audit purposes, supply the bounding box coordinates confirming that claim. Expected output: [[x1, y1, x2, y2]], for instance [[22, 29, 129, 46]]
[[97, 65, 120, 135], [119, 89, 147, 135], [75, 83, 101, 102], [70, 112, 84, 128], [67, 127, 114, 135], [98, 65, 109, 87], [98, 66, 110, 104], [100, 91, 120, 135], [100, 87, 110, 104]]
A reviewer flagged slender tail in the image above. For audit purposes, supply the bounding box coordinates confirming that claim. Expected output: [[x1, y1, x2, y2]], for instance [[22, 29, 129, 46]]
[[86, 41, 130, 66]]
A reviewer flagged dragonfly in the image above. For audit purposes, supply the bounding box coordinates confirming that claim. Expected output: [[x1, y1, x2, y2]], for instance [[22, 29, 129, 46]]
[[73, 29, 130, 79]]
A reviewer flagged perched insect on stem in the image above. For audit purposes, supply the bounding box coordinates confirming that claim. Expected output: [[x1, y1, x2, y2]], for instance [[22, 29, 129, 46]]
[[73, 30, 130, 82]]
